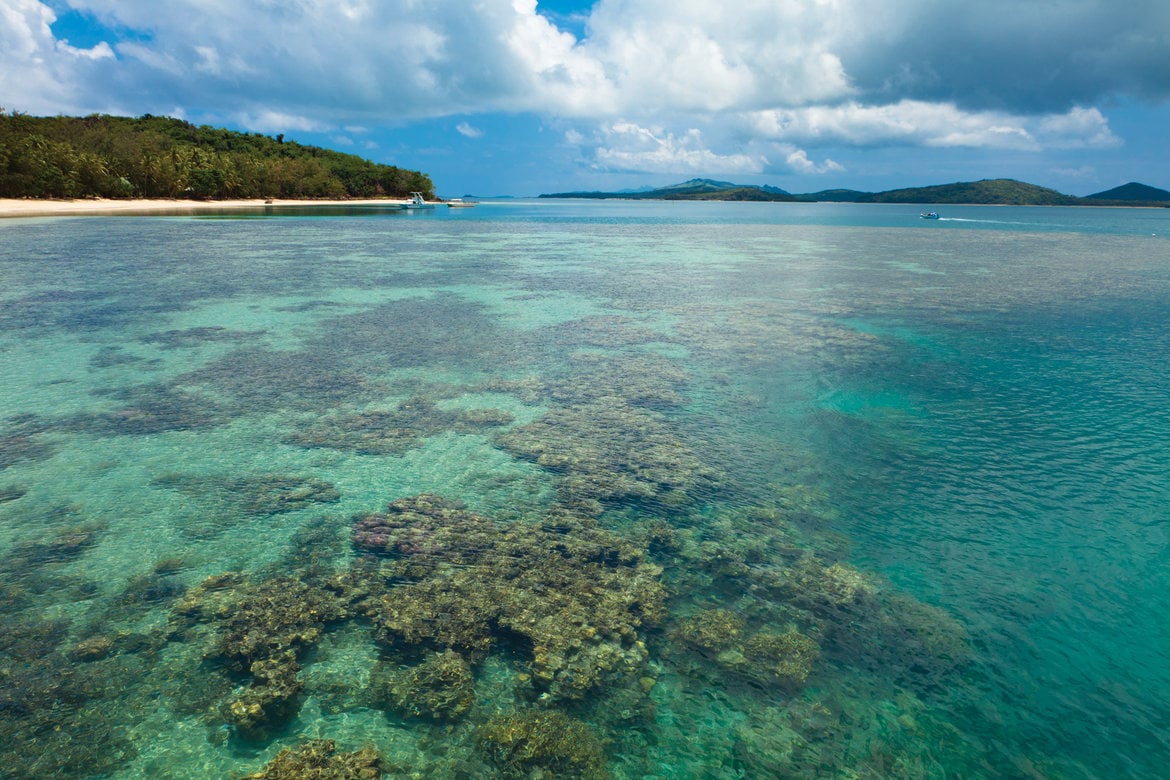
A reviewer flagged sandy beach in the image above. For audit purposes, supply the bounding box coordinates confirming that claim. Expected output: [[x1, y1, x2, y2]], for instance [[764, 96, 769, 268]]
[[0, 197, 415, 219]]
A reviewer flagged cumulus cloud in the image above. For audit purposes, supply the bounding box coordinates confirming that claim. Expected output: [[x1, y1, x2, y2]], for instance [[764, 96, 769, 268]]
[[580, 0, 854, 111], [0, 0, 1158, 176], [593, 121, 765, 174], [784, 147, 844, 175], [0, 0, 116, 113], [745, 101, 1120, 150]]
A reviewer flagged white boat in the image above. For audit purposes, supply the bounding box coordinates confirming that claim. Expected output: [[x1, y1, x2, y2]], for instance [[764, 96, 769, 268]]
[[402, 192, 435, 210], [446, 198, 476, 208], [920, 211, 940, 219]]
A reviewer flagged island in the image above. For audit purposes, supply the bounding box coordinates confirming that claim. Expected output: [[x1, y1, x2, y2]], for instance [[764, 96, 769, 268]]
[[0, 111, 433, 201], [542, 178, 1170, 207]]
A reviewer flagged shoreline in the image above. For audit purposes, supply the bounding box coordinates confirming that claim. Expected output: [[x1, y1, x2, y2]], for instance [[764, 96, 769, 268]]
[[0, 197, 415, 219]]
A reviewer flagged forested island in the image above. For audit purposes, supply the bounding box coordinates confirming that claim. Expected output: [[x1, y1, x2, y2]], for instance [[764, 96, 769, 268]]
[[0, 111, 433, 200], [543, 177, 1170, 207]]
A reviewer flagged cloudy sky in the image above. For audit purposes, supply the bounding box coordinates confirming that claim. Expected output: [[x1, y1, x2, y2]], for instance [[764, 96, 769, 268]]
[[4, 0, 1169, 196]]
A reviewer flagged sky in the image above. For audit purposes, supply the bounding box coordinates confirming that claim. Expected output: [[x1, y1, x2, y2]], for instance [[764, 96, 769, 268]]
[[3, 0, 1169, 197]]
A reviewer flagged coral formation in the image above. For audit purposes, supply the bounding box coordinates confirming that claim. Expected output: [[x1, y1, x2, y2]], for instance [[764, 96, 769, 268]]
[[172, 573, 348, 738], [379, 649, 475, 720], [239, 739, 384, 779], [225, 655, 305, 740], [355, 495, 664, 703], [66, 383, 228, 435], [153, 473, 340, 519], [0, 614, 140, 777], [477, 709, 610, 779], [140, 325, 266, 349], [7, 522, 106, 567], [673, 608, 746, 652], [287, 396, 513, 455], [176, 346, 391, 412], [496, 402, 721, 509], [737, 629, 820, 685], [0, 414, 56, 469]]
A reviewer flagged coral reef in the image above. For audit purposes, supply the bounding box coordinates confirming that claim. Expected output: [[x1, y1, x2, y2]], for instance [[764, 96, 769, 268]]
[[287, 396, 513, 456], [736, 629, 820, 685], [496, 402, 721, 510], [673, 608, 746, 653], [175, 346, 391, 412], [225, 654, 305, 740], [140, 325, 266, 349], [153, 472, 340, 521], [477, 709, 610, 779], [66, 383, 229, 435], [551, 351, 691, 410], [355, 495, 664, 703], [0, 614, 139, 777], [6, 522, 106, 568], [239, 739, 384, 780], [305, 294, 524, 373], [172, 573, 348, 738], [673, 610, 819, 687], [0, 414, 56, 469], [378, 649, 475, 720]]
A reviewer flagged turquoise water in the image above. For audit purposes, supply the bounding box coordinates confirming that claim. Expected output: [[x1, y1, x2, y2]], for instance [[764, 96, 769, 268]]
[[2, 202, 1170, 778]]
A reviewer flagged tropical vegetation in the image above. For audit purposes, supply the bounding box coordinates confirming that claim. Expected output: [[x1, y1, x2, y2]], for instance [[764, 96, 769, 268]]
[[0, 110, 432, 200]]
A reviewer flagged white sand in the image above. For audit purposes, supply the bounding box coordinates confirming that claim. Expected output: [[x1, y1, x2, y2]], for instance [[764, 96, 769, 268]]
[[0, 197, 413, 219]]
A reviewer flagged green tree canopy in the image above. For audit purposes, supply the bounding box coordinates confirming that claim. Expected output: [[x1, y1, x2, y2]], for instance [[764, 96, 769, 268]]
[[0, 111, 433, 200]]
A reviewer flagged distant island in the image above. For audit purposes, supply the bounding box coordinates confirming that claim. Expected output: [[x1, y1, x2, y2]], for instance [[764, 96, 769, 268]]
[[0, 111, 433, 200], [542, 178, 1170, 207]]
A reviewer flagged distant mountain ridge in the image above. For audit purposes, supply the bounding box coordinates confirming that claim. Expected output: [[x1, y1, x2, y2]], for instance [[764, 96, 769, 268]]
[[548, 178, 798, 202], [541, 178, 1170, 206]]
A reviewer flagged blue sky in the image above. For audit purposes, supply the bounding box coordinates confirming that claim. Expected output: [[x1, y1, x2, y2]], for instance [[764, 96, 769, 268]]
[[4, 0, 1169, 197]]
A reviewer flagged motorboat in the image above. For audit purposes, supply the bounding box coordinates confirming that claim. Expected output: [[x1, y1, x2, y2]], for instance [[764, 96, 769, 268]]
[[920, 211, 940, 219], [402, 192, 435, 210], [446, 198, 476, 208]]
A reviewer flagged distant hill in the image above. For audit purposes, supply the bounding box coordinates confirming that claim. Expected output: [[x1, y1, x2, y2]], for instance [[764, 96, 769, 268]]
[[798, 189, 870, 202], [542, 178, 797, 202], [859, 179, 1077, 205], [542, 177, 1168, 207], [0, 111, 433, 200], [1085, 182, 1170, 203]]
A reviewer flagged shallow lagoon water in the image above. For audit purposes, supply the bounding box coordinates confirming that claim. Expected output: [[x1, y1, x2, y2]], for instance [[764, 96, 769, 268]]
[[2, 201, 1169, 778]]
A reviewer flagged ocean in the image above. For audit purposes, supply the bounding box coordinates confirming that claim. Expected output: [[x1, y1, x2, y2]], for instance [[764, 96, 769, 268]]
[[2, 201, 1169, 778]]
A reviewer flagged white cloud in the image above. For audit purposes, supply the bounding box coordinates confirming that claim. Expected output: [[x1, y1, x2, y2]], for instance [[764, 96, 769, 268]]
[[236, 110, 327, 134], [784, 147, 844, 175], [580, 0, 855, 111], [0, 0, 116, 113], [0, 0, 1148, 168], [593, 121, 765, 174], [745, 101, 1120, 151], [456, 121, 483, 138]]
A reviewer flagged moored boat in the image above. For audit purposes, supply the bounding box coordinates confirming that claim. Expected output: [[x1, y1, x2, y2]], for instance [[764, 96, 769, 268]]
[[402, 192, 435, 210], [446, 198, 476, 208]]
